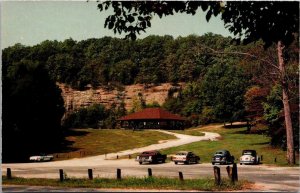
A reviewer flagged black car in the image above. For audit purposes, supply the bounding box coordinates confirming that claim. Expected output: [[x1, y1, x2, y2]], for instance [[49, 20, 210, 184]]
[[211, 150, 234, 165], [136, 150, 167, 164]]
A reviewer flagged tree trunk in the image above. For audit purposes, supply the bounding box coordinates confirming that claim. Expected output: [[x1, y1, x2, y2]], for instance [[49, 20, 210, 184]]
[[277, 41, 295, 165]]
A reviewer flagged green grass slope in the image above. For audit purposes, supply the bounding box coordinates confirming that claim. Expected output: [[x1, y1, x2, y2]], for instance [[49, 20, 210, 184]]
[[161, 124, 299, 166]]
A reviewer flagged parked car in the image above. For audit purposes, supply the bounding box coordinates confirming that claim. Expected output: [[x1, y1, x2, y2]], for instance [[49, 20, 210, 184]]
[[239, 150, 260, 165], [211, 150, 234, 165], [29, 154, 54, 162], [172, 151, 200, 165], [136, 150, 167, 164]]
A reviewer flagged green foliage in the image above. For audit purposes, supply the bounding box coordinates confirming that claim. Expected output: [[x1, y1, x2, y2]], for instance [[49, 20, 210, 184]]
[[146, 101, 161, 108], [130, 93, 146, 113], [3, 34, 235, 89], [99, 1, 298, 48], [201, 63, 249, 122], [63, 104, 105, 129], [262, 85, 285, 148], [163, 62, 249, 126], [2, 60, 65, 162], [199, 106, 216, 125], [263, 85, 282, 124], [261, 83, 299, 151], [63, 103, 127, 129], [110, 59, 137, 85], [222, 2, 298, 47], [163, 95, 184, 115]]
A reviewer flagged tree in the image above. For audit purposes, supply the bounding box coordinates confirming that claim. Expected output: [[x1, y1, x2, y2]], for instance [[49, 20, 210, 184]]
[[263, 84, 285, 148], [62, 104, 107, 129], [110, 59, 137, 85], [130, 93, 146, 113], [221, 2, 298, 164], [146, 101, 161, 108], [244, 86, 269, 131], [97, 0, 299, 165], [201, 63, 249, 123], [2, 60, 65, 162]]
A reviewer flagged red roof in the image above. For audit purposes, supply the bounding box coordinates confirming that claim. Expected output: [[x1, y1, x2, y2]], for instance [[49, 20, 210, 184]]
[[118, 108, 185, 121]]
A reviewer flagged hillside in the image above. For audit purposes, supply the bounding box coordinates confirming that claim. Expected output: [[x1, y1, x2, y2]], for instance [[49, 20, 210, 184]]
[[58, 83, 185, 114]]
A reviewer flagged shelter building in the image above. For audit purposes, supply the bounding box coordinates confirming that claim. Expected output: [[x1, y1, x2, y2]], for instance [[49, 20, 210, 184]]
[[118, 108, 185, 130]]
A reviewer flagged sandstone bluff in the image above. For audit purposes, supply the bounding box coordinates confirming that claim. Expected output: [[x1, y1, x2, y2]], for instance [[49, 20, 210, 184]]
[[58, 83, 185, 115]]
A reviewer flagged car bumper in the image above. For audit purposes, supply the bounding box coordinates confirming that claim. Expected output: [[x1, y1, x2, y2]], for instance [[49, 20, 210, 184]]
[[240, 161, 256, 164], [136, 158, 152, 162], [173, 160, 186, 163], [212, 160, 228, 164]]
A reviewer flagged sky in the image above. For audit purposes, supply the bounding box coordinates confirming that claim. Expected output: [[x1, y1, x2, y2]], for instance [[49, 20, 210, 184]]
[[1, 1, 233, 49]]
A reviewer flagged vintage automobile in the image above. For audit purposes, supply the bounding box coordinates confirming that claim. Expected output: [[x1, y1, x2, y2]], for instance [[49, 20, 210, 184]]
[[29, 154, 54, 162], [211, 150, 234, 165], [172, 151, 200, 165], [136, 150, 167, 164], [239, 150, 260, 165]]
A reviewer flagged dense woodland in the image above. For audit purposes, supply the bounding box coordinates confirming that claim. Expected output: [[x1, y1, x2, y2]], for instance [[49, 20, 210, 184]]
[[2, 33, 299, 162]]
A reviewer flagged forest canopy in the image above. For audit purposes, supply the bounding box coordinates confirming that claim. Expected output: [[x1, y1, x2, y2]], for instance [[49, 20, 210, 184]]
[[2, 33, 299, 161], [3, 33, 237, 89]]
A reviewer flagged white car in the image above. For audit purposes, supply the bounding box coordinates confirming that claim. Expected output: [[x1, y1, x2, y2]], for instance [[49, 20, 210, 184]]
[[172, 151, 200, 165], [240, 150, 260, 165], [29, 154, 54, 162]]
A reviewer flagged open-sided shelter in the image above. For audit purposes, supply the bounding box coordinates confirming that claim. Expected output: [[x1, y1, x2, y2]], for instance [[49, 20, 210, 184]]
[[118, 108, 185, 130]]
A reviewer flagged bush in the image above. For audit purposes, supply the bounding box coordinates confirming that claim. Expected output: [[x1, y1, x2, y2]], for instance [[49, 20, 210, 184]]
[[63, 104, 106, 129]]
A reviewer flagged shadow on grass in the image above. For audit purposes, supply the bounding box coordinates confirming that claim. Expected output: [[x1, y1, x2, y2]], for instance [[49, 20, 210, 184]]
[[54, 129, 90, 154], [223, 124, 248, 129], [250, 142, 270, 146], [231, 129, 267, 135], [63, 129, 90, 137]]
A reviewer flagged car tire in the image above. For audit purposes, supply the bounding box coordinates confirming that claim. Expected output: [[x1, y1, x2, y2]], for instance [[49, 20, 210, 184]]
[[184, 161, 188, 165], [175, 162, 178, 165], [139, 162, 142, 165], [212, 162, 215, 165], [240, 163, 242, 165]]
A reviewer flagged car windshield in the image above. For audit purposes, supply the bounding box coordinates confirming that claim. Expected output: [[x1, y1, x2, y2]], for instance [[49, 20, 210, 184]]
[[215, 152, 224, 155], [243, 151, 255, 155], [142, 152, 153, 155]]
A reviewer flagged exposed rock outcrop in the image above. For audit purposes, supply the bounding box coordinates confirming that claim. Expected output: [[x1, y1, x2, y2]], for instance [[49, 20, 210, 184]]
[[58, 83, 184, 115]]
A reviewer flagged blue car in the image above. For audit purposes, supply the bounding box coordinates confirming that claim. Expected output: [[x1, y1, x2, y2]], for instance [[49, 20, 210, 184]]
[[211, 150, 234, 165]]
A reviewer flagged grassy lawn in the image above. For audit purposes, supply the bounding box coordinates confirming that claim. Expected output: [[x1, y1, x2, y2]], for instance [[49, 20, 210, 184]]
[[2, 176, 251, 191], [54, 129, 176, 160], [169, 129, 205, 136], [160, 124, 299, 166]]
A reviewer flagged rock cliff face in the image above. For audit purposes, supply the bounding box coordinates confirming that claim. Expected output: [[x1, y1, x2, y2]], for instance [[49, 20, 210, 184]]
[[58, 83, 184, 114]]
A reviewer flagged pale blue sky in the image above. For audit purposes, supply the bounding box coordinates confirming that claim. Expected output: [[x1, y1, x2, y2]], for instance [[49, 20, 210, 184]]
[[1, 1, 233, 49]]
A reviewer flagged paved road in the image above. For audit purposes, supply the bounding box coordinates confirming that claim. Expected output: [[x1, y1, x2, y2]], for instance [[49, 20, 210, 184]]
[[2, 130, 300, 192], [2, 160, 300, 192]]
